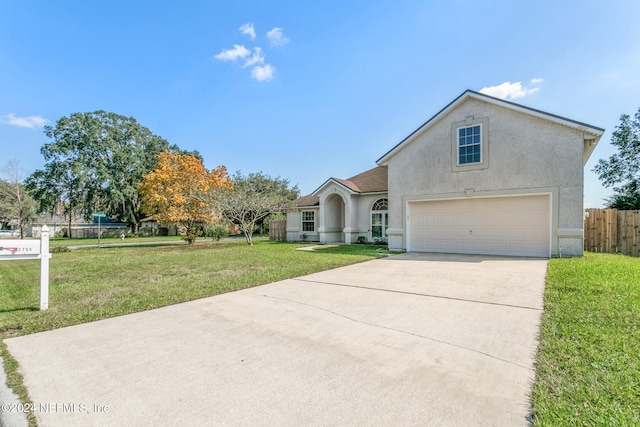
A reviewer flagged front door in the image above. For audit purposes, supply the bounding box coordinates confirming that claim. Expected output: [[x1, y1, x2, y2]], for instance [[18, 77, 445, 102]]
[[371, 212, 388, 239]]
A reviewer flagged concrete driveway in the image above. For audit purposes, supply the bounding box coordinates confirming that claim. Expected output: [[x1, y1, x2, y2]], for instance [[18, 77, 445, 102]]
[[4, 252, 548, 426]]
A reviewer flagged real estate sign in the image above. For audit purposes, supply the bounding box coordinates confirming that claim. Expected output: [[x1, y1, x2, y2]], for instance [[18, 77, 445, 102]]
[[0, 240, 41, 260], [0, 225, 51, 310]]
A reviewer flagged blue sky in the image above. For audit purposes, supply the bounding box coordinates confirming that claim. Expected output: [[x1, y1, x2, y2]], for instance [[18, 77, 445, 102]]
[[1, 1, 639, 207]]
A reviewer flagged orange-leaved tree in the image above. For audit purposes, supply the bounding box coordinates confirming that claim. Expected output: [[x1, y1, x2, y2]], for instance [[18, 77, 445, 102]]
[[138, 151, 232, 244]]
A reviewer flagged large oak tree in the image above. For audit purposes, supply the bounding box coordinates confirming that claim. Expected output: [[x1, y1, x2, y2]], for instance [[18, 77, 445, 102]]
[[26, 111, 192, 232]]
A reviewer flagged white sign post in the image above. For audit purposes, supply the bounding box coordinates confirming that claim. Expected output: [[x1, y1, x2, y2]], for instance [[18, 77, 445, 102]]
[[0, 225, 51, 310], [40, 225, 51, 310]]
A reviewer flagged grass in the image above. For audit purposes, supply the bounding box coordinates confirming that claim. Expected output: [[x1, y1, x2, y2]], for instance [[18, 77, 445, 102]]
[[48, 235, 186, 247], [0, 240, 388, 337], [532, 252, 640, 426], [0, 239, 388, 426]]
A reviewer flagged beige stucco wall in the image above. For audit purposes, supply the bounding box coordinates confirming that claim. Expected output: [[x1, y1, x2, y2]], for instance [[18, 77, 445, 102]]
[[346, 193, 389, 243], [286, 207, 319, 242], [287, 183, 388, 244], [385, 97, 588, 256]]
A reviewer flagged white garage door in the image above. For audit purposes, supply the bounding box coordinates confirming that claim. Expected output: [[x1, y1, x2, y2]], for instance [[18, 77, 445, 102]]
[[409, 195, 550, 257]]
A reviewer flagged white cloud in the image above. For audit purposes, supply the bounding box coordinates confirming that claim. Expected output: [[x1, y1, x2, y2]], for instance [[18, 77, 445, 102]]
[[266, 27, 289, 47], [2, 113, 48, 128], [216, 24, 287, 82], [530, 77, 544, 84], [479, 80, 541, 100], [243, 47, 265, 68], [239, 23, 256, 40], [214, 44, 250, 61], [251, 64, 275, 81]]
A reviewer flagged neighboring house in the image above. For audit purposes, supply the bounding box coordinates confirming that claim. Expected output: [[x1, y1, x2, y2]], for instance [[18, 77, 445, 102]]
[[28, 213, 80, 238], [140, 217, 240, 237], [287, 90, 604, 257], [29, 213, 129, 238], [0, 219, 20, 238], [140, 217, 178, 236]]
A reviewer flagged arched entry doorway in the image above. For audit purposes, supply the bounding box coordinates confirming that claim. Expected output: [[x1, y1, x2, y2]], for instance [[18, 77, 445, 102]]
[[323, 193, 345, 243]]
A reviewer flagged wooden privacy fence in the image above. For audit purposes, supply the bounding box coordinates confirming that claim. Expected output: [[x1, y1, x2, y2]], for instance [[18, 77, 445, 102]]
[[584, 209, 640, 256], [269, 219, 286, 241]]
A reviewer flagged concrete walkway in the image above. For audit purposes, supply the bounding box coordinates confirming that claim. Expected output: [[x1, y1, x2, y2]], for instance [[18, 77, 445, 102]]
[[4, 253, 548, 426]]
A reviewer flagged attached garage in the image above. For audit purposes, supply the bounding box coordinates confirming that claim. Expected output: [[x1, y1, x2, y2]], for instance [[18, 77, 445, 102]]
[[408, 195, 551, 258]]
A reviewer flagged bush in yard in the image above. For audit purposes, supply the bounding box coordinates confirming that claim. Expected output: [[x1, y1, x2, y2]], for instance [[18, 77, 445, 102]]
[[177, 224, 202, 245], [372, 237, 388, 246], [202, 221, 229, 241]]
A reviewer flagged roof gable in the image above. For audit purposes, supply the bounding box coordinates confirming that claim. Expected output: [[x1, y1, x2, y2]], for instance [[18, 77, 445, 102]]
[[376, 90, 604, 166], [311, 166, 388, 196]]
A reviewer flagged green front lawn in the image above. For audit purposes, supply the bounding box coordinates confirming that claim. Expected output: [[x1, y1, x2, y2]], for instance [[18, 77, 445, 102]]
[[533, 253, 640, 426], [48, 235, 186, 247]]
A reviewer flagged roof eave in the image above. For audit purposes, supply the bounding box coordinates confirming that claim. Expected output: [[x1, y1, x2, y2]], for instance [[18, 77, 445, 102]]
[[376, 90, 471, 165], [376, 89, 606, 166], [583, 134, 603, 165], [311, 178, 358, 196]]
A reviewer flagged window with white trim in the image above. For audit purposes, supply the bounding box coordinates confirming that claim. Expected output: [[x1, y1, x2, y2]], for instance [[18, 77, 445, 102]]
[[451, 117, 489, 172], [371, 198, 388, 239], [458, 124, 481, 165], [301, 211, 315, 232]]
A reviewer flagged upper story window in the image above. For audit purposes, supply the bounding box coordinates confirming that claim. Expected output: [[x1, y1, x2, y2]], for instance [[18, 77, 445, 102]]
[[458, 125, 482, 165], [301, 211, 315, 232], [451, 116, 489, 172]]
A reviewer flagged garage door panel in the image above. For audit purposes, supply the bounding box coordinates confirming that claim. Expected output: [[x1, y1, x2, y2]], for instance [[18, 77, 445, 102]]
[[517, 228, 548, 239], [409, 196, 550, 257], [490, 228, 511, 239], [491, 242, 510, 253]]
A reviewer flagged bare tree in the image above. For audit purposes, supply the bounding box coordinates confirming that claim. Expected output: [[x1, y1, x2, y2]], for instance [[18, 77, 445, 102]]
[[219, 172, 298, 246], [0, 159, 38, 239]]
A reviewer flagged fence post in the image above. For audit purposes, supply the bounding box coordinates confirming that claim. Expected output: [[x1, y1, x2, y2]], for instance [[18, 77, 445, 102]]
[[40, 225, 50, 310]]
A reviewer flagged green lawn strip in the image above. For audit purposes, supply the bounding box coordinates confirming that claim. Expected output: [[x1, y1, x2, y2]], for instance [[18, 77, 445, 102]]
[[48, 235, 187, 247], [46, 234, 260, 248], [0, 341, 37, 426], [1, 240, 387, 423], [532, 253, 640, 426]]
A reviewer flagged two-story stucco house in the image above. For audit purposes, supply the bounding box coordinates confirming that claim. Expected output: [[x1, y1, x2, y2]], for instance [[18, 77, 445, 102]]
[[287, 90, 604, 257]]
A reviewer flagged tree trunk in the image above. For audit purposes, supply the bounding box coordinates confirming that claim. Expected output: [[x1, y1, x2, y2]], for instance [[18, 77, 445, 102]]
[[241, 222, 254, 246], [244, 230, 253, 246], [128, 203, 139, 233]]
